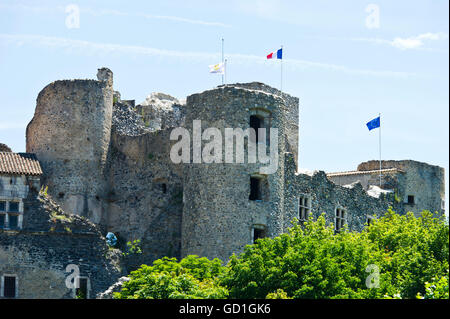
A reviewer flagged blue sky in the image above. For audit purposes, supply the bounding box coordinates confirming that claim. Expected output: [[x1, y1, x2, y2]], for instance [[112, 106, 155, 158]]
[[0, 0, 448, 213]]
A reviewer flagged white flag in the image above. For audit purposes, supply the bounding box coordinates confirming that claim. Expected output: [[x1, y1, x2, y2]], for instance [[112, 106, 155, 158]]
[[209, 62, 225, 74]]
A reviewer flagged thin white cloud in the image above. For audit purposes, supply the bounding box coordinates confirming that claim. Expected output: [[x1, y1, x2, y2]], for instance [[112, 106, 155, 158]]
[[85, 8, 231, 28], [0, 3, 231, 28], [352, 32, 448, 51], [0, 33, 415, 78]]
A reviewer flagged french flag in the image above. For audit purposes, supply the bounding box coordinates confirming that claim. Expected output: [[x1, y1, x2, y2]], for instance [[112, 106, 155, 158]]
[[267, 48, 282, 59]]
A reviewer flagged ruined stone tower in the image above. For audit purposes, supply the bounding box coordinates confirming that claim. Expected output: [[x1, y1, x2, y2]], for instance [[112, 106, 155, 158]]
[[26, 68, 114, 224], [181, 83, 299, 261]]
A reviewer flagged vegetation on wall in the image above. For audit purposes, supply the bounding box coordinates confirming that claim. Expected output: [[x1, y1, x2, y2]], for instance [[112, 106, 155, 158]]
[[114, 209, 449, 299]]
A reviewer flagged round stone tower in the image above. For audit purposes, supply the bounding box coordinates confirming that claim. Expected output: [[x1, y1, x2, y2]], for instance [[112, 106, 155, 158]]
[[180, 83, 299, 261], [26, 68, 114, 224]]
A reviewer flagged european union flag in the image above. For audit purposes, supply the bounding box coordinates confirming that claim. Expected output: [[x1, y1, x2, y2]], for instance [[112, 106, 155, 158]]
[[366, 116, 380, 131]]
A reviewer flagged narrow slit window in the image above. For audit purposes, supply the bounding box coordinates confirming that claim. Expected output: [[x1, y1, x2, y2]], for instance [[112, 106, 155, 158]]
[[3, 276, 17, 298], [250, 115, 263, 143], [249, 177, 262, 201], [76, 278, 89, 299], [0, 201, 5, 211]]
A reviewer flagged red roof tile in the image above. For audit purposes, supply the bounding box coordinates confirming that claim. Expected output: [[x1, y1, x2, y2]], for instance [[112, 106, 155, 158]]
[[0, 152, 43, 176]]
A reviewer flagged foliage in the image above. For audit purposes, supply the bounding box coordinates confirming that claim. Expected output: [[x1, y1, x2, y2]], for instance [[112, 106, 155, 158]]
[[114, 256, 228, 299], [222, 209, 448, 299], [364, 209, 449, 298], [39, 185, 49, 198], [417, 271, 449, 299], [123, 239, 143, 256], [115, 209, 448, 299], [266, 289, 292, 299], [50, 211, 73, 223]]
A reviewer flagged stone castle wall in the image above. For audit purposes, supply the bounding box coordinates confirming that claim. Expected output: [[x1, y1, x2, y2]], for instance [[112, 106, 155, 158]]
[[22, 68, 445, 268], [181, 85, 292, 261], [26, 69, 114, 225], [0, 191, 121, 298], [283, 154, 400, 232], [328, 160, 445, 216], [105, 128, 183, 266]]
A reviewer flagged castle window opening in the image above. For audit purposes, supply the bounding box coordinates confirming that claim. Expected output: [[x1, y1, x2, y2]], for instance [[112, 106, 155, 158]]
[[0, 201, 5, 211], [407, 195, 415, 205], [298, 195, 311, 221], [8, 215, 18, 229], [2, 275, 17, 298], [162, 183, 167, 194], [252, 225, 267, 243], [335, 207, 347, 232], [249, 175, 269, 201], [0, 214, 5, 229], [250, 115, 263, 144], [249, 177, 261, 200], [75, 277, 90, 299], [9, 202, 19, 212]]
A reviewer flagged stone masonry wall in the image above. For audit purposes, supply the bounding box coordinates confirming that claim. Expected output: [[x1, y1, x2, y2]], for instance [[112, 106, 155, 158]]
[[105, 128, 184, 267], [283, 153, 400, 232], [0, 190, 121, 298], [358, 160, 445, 216], [181, 84, 292, 261], [26, 69, 114, 225]]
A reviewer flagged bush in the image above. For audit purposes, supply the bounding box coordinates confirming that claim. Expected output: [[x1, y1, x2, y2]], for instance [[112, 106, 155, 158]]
[[114, 256, 228, 299], [115, 209, 449, 299], [222, 209, 448, 299]]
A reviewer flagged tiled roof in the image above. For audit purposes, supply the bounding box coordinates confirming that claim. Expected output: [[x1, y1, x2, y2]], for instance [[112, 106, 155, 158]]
[[0, 152, 43, 176], [327, 168, 402, 177]]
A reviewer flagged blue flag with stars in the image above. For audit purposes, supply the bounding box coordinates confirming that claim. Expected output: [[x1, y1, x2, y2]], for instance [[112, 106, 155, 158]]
[[366, 116, 380, 131]]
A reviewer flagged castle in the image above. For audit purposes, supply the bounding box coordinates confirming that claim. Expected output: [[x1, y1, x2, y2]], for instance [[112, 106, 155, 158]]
[[0, 68, 445, 298]]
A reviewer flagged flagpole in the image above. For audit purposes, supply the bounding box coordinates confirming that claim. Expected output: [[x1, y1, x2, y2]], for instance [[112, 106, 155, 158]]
[[280, 45, 283, 96], [379, 112, 382, 187], [221, 38, 224, 85], [224, 59, 227, 85]]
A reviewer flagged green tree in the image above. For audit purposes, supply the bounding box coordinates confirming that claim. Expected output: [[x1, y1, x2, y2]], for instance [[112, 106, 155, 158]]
[[365, 209, 449, 298], [222, 209, 448, 299], [114, 209, 448, 299], [114, 256, 228, 299], [417, 271, 449, 299]]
